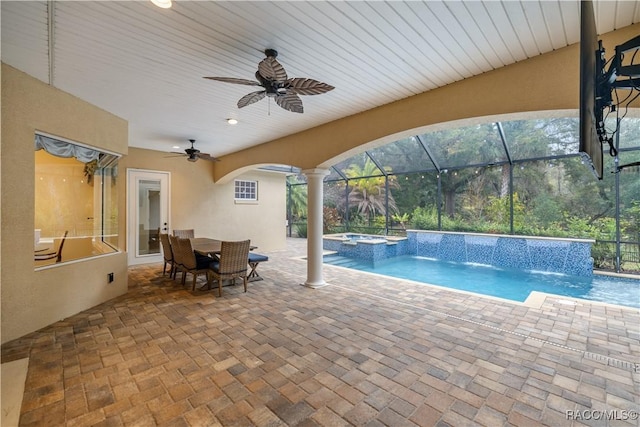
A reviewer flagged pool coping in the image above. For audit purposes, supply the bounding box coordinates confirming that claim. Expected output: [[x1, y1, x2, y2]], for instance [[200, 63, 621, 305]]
[[593, 269, 640, 280]]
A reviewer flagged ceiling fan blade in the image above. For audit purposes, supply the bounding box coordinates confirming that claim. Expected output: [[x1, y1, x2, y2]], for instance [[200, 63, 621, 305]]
[[286, 78, 335, 95], [275, 92, 303, 113], [197, 153, 220, 162], [257, 57, 288, 82], [238, 90, 266, 108], [204, 77, 261, 86]]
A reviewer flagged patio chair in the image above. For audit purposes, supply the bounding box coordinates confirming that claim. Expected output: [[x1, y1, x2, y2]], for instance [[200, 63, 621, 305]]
[[177, 237, 211, 290], [169, 234, 183, 280], [173, 229, 195, 239], [158, 233, 174, 276], [208, 240, 251, 297], [34, 230, 68, 264]]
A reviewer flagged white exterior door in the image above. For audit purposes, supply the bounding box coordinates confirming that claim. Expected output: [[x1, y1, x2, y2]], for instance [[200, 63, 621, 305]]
[[127, 169, 170, 265]]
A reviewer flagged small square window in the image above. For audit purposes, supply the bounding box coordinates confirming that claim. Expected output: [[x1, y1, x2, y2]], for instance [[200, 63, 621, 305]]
[[234, 180, 257, 201]]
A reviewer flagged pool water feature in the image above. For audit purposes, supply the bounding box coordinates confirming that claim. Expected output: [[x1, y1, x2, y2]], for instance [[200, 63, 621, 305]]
[[408, 231, 595, 277], [323, 254, 640, 309]]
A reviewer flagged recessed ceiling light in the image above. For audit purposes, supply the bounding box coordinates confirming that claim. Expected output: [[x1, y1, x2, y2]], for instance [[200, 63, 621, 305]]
[[172, 145, 180, 149], [227, 118, 238, 125], [150, 0, 172, 8]]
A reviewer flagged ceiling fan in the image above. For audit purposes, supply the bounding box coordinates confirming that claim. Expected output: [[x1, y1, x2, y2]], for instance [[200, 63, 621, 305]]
[[171, 139, 219, 162], [204, 49, 334, 113]]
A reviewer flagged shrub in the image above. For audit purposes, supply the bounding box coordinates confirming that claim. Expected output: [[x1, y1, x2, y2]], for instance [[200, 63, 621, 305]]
[[323, 206, 341, 233], [410, 207, 439, 230], [295, 223, 307, 238]]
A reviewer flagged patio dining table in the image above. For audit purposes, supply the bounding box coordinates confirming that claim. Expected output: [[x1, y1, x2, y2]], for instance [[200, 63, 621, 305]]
[[190, 237, 257, 256], [190, 237, 222, 256]]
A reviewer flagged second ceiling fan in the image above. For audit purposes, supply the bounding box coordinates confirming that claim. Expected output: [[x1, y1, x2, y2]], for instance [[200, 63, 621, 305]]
[[204, 49, 334, 113], [172, 139, 219, 162]]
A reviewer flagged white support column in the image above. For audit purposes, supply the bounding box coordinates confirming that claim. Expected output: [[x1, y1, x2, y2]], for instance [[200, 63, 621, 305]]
[[302, 168, 330, 288]]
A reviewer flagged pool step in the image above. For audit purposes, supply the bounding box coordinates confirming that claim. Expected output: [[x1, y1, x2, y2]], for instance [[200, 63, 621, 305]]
[[324, 255, 363, 268]]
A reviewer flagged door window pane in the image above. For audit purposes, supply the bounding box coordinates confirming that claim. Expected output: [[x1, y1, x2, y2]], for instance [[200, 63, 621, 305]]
[[137, 179, 161, 255]]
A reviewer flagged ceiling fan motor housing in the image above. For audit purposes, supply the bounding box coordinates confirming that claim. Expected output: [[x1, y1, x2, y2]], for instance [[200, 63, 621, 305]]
[[255, 71, 280, 97]]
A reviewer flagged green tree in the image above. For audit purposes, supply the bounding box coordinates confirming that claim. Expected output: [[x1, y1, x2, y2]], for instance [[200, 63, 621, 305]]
[[529, 193, 563, 227], [286, 177, 307, 220], [622, 200, 640, 246], [368, 138, 440, 214], [345, 158, 399, 226], [418, 123, 507, 218], [485, 193, 526, 230]]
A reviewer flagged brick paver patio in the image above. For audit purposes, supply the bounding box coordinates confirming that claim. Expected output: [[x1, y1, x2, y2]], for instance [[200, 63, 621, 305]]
[[2, 238, 638, 426]]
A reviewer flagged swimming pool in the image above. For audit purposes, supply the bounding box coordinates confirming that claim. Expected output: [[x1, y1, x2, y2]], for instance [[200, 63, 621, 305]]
[[324, 254, 640, 309]]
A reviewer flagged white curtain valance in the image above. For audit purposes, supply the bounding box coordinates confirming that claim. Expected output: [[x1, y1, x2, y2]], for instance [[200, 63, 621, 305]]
[[35, 135, 100, 163]]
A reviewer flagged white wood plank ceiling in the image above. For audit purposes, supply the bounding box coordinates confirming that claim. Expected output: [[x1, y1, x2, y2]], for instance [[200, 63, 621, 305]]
[[2, 1, 639, 159]]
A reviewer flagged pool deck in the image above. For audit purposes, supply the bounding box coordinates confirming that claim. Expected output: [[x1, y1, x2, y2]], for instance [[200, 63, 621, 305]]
[[2, 237, 639, 426]]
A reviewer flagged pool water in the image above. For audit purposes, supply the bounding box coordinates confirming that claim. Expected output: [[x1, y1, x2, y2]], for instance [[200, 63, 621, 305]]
[[324, 254, 640, 309], [341, 234, 388, 243]]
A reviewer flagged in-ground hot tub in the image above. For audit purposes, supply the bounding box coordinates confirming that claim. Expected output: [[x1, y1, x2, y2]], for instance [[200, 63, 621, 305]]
[[323, 233, 409, 263]]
